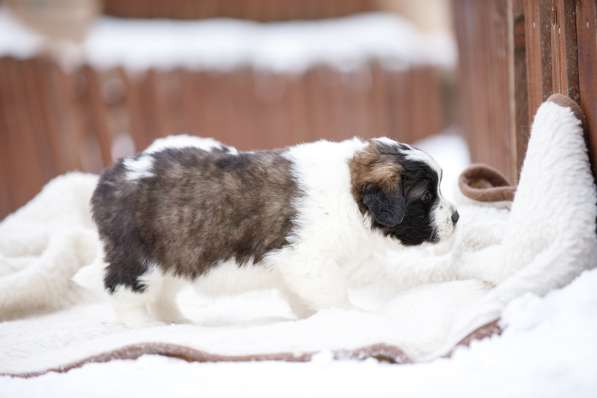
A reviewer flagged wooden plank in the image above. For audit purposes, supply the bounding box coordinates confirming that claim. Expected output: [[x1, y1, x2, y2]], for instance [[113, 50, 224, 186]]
[[511, 0, 530, 176], [126, 70, 161, 152], [41, 59, 79, 174], [23, 58, 56, 181], [305, 66, 333, 142], [253, 70, 291, 149], [3, 59, 47, 211], [487, 0, 515, 182], [410, 66, 444, 142], [64, 66, 104, 172], [367, 62, 390, 139], [81, 65, 113, 168], [152, 69, 184, 137], [576, 0, 597, 177], [180, 69, 205, 138], [125, 71, 151, 152], [205, 71, 237, 147], [0, 58, 15, 219], [320, 65, 349, 141], [103, 0, 378, 21], [186, 70, 221, 144], [523, 0, 578, 114], [139, 69, 162, 146], [100, 67, 133, 159], [551, 0, 580, 101], [384, 68, 408, 142], [284, 72, 308, 146], [332, 67, 367, 139], [300, 68, 320, 143], [524, 0, 553, 124], [522, 0, 584, 170], [452, 0, 517, 182], [343, 67, 372, 139]]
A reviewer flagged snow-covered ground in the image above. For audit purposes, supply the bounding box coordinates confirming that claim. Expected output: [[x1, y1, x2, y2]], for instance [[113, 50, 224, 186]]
[[0, 8, 454, 72], [1, 132, 596, 397]]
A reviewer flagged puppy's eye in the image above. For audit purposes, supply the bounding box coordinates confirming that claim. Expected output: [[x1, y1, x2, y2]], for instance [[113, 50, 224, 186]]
[[421, 192, 432, 203]]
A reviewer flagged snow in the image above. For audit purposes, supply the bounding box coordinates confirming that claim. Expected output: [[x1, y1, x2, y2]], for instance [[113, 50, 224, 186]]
[[1, 132, 595, 397], [0, 9, 42, 58], [0, 8, 455, 72]]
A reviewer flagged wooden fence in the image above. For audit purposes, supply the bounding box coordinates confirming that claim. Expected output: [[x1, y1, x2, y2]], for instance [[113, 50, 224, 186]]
[[102, 0, 379, 21], [0, 57, 449, 219], [453, 0, 597, 183]]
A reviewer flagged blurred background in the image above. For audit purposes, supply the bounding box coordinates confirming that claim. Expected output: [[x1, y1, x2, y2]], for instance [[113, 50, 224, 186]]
[[1, 0, 596, 219]]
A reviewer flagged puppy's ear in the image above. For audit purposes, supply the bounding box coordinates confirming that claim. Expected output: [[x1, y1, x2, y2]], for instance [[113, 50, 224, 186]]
[[362, 184, 406, 227]]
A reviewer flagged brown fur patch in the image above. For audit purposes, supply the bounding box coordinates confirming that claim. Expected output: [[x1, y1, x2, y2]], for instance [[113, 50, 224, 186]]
[[349, 141, 402, 213], [92, 147, 300, 291]]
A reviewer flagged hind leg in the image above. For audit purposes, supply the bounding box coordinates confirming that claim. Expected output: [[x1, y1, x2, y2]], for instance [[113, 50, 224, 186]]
[[110, 285, 157, 327], [149, 274, 190, 324], [104, 260, 161, 328]]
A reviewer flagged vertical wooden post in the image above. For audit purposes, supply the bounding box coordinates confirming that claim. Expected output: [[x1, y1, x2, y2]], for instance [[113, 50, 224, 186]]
[[0, 58, 14, 219], [524, 0, 580, 118], [511, 0, 530, 177], [452, 0, 518, 182], [576, 0, 597, 176]]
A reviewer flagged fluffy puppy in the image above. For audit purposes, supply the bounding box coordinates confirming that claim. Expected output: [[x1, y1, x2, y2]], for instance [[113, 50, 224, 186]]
[[91, 135, 459, 326]]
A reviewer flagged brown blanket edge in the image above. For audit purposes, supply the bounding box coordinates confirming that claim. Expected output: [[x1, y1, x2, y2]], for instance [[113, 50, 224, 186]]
[[0, 321, 500, 378], [458, 164, 515, 203]]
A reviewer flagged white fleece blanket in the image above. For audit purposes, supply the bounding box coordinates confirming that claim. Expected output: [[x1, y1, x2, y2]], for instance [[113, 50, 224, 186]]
[[0, 99, 595, 375]]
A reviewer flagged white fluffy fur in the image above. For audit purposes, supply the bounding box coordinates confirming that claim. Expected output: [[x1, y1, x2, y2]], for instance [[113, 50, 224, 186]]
[[123, 155, 154, 181]]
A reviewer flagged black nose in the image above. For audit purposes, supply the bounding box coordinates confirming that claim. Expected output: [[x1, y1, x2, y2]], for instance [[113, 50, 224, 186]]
[[451, 211, 460, 225]]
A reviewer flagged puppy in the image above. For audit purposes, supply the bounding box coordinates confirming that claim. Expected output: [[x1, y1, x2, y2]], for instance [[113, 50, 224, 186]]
[[91, 135, 459, 326]]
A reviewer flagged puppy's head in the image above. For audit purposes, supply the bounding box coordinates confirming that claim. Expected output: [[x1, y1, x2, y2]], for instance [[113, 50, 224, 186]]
[[350, 138, 458, 246]]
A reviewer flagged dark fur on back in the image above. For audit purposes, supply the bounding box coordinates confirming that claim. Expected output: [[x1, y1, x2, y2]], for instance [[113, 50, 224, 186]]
[[91, 148, 299, 293]]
